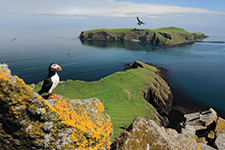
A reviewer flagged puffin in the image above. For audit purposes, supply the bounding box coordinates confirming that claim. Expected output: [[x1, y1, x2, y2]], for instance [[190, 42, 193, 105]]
[[38, 63, 62, 99], [137, 16, 145, 26]]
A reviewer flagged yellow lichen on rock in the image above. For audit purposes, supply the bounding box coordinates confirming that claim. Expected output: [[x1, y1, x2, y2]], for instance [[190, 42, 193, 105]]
[[215, 117, 225, 135], [0, 68, 112, 149], [52, 99, 113, 150], [192, 139, 202, 150]]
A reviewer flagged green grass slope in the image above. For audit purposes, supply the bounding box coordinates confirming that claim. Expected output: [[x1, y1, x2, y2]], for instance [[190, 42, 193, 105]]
[[153, 26, 189, 34], [83, 28, 153, 39], [34, 61, 160, 140], [153, 26, 195, 44], [83, 28, 134, 34]]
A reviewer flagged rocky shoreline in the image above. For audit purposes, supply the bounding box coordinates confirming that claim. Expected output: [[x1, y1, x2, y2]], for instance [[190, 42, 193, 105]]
[[125, 62, 225, 125], [123, 62, 225, 149]]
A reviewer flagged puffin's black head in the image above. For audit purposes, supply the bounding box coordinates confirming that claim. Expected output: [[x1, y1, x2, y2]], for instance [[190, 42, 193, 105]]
[[49, 63, 62, 72]]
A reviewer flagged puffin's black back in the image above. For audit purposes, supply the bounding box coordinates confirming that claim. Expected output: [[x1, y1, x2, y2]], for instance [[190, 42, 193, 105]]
[[38, 63, 56, 95], [38, 78, 53, 95]]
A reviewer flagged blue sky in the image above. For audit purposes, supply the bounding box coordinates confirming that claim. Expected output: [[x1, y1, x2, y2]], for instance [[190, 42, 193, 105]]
[[1, 0, 225, 31], [117, 0, 225, 13]]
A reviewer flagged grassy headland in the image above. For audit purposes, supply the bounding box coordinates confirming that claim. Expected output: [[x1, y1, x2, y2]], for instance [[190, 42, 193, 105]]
[[34, 61, 164, 140]]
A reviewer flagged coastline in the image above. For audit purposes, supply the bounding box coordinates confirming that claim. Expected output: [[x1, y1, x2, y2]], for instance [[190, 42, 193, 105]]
[[164, 69, 225, 127], [170, 84, 225, 119], [140, 63, 225, 128]]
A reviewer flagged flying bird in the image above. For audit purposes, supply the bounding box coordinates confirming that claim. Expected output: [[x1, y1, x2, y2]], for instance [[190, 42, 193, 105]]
[[38, 63, 62, 99], [137, 17, 145, 26]]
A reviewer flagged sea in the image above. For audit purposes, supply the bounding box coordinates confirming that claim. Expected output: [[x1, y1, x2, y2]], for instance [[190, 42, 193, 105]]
[[0, 26, 225, 114]]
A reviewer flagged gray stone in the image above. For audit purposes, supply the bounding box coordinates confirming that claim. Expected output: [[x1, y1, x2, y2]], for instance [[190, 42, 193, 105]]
[[184, 108, 217, 131], [198, 143, 216, 150], [111, 116, 200, 150], [0, 63, 11, 73], [166, 128, 179, 139], [215, 134, 225, 150], [182, 125, 196, 139], [43, 121, 54, 132], [215, 117, 225, 136], [196, 137, 207, 144]]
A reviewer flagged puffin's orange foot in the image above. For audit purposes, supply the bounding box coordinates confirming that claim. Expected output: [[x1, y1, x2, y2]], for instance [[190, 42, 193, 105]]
[[49, 93, 57, 99]]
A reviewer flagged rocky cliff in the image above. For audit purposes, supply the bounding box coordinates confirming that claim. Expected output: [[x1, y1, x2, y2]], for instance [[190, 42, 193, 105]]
[[78, 27, 208, 46], [2, 63, 224, 150], [0, 68, 112, 149], [183, 109, 225, 150], [111, 110, 225, 150], [126, 61, 173, 126], [111, 116, 201, 150]]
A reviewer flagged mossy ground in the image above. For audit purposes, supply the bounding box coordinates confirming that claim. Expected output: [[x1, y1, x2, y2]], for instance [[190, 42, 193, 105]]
[[34, 61, 159, 140], [153, 26, 190, 34], [83, 28, 134, 34]]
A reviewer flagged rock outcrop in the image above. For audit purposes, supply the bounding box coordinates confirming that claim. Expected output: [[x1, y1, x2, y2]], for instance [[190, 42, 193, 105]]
[[193, 32, 209, 40], [111, 116, 201, 150], [181, 109, 225, 150], [0, 68, 112, 149], [0, 63, 11, 73], [215, 134, 225, 150], [112, 108, 225, 150]]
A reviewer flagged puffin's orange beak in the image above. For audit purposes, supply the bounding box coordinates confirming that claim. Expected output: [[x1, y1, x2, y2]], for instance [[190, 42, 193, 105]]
[[57, 66, 62, 71]]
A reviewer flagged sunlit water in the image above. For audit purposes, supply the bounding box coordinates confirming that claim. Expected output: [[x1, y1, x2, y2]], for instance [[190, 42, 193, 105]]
[[0, 26, 225, 112]]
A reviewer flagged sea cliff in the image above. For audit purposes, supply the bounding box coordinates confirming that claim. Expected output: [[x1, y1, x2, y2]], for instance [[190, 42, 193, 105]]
[[1, 62, 225, 150], [78, 27, 208, 47]]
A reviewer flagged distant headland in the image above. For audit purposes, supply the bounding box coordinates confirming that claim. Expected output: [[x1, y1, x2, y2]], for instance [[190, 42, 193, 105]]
[[78, 27, 209, 48]]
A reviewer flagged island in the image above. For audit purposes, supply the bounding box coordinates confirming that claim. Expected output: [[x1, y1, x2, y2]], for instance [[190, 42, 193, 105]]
[[78, 27, 208, 47]]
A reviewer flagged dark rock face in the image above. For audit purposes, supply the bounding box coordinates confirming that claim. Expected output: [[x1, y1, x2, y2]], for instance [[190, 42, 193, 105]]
[[126, 61, 173, 127], [79, 30, 166, 45], [79, 31, 115, 41], [143, 78, 173, 116], [159, 32, 172, 39]]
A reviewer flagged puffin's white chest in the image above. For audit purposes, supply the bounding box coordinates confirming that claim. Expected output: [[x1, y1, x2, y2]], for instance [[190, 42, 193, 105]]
[[49, 73, 59, 93]]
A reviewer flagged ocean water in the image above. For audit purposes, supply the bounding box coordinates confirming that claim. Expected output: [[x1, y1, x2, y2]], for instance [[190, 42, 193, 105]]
[[0, 26, 225, 112]]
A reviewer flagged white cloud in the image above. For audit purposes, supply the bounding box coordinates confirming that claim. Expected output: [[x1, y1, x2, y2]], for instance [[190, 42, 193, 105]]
[[0, 0, 223, 17], [40, 1, 223, 18], [0, 0, 224, 27]]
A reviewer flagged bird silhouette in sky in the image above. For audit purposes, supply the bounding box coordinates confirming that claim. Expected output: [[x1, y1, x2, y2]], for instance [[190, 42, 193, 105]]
[[137, 17, 145, 26]]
